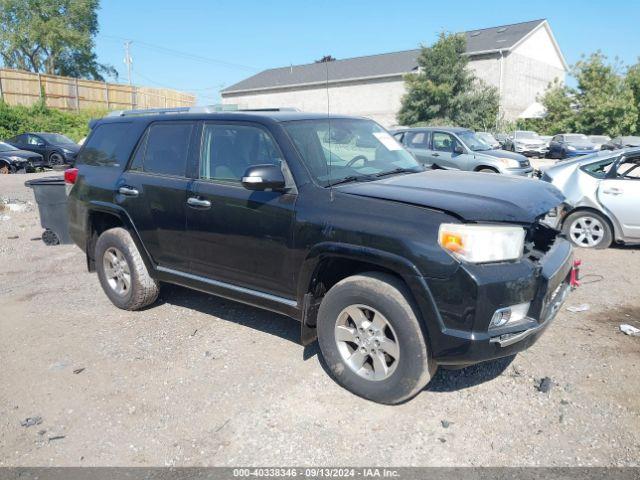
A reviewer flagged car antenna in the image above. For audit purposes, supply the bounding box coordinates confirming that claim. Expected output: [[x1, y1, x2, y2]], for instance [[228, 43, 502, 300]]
[[325, 59, 334, 201]]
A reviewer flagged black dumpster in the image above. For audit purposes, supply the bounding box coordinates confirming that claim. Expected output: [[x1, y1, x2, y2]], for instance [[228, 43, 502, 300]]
[[24, 176, 72, 246]]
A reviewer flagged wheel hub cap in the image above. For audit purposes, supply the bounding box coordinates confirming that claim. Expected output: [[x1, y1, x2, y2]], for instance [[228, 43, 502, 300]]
[[334, 304, 399, 381], [569, 216, 604, 247], [103, 247, 131, 296]]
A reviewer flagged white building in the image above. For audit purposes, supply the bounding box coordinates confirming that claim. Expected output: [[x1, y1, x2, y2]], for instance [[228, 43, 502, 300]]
[[221, 19, 567, 127]]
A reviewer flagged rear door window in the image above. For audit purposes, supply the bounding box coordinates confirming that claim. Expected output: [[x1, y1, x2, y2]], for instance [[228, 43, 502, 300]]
[[26, 134, 43, 146], [406, 131, 429, 148], [77, 122, 135, 168], [141, 122, 194, 177]]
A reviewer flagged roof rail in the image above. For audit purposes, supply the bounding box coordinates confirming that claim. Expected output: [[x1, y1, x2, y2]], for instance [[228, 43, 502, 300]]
[[106, 107, 191, 117], [105, 105, 300, 118], [237, 107, 300, 112]]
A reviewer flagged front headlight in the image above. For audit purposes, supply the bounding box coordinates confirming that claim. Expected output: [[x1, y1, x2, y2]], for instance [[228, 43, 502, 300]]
[[498, 157, 521, 168], [438, 223, 525, 263], [62, 148, 74, 154], [567, 145, 576, 151]]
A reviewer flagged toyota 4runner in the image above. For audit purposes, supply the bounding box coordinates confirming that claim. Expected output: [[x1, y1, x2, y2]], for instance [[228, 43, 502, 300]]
[[66, 108, 574, 404]]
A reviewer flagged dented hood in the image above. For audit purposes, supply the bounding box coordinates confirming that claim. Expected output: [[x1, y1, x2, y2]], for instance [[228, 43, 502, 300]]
[[337, 170, 565, 223]]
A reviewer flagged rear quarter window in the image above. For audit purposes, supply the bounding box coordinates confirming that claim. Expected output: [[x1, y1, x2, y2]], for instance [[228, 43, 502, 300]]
[[76, 122, 136, 168]]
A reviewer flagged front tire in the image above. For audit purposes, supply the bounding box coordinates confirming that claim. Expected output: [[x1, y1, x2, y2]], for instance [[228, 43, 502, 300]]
[[95, 227, 159, 310], [317, 272, 435, 404], [562, 210, 612, 249]]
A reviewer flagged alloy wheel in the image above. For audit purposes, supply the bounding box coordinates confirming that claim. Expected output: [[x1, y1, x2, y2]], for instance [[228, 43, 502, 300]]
[[334, 304, 400, 381], [103, 247, 131, 296], [569, 216, 605, 247]]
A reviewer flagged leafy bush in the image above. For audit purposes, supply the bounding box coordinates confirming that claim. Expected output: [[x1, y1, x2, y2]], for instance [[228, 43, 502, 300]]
[[0, 101, 105, 142]]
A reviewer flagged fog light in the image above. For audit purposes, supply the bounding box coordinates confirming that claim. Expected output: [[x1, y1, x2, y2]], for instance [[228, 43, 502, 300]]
[[489, 302, 530, 329]]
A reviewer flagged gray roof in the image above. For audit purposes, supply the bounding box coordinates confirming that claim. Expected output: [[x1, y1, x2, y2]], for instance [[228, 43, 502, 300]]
[[223, 19, 546, 94]]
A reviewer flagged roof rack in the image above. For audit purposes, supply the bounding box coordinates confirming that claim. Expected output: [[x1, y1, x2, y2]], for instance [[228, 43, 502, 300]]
[[105, 105, 300, 117]]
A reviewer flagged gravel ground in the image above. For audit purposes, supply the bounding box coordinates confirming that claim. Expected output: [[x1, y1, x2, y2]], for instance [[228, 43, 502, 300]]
[[1, 172, 639, 467]]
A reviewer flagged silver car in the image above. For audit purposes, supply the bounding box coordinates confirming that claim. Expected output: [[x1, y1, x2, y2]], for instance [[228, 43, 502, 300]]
[[506, 130, 549, 157], [392, 127, 533, 176], [541, 149, 640, 248]]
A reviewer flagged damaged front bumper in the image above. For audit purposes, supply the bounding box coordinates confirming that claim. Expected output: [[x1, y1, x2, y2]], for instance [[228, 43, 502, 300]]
[[424, 236, 574, 366]]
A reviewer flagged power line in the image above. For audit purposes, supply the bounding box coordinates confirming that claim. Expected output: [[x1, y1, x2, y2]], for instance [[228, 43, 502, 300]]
[[131, 67, 225, 94], [99, 34, 258, 72]]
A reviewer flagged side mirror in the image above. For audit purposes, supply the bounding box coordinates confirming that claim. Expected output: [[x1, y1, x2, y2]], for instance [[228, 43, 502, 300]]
[[241, 164, 286, 191], [454, 144, 465, 154]]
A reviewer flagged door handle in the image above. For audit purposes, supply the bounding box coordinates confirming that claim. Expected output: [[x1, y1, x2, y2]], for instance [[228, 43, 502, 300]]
[[118, 186, 139, 197], [187, 197, 211, 208], [603, 187, 622, 195], [432, 153, 440, 157]]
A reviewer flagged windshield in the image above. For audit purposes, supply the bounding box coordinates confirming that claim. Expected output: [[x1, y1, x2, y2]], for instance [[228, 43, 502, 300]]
[[38, 133, 75, 144], [565, 134, 589, 142], [458, 131, 492, 151], [0, 142, 18, 152], [515, 131, 539, 139], [476, 132, 497, 144], [284, 119, 422, 186]]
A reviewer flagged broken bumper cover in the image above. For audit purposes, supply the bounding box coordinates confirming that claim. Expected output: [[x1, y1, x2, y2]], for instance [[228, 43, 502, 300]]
[[424, 238, 574, 366]]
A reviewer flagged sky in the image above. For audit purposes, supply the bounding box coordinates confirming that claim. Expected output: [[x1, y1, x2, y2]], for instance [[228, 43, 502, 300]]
[[94, 0, 640, 104]]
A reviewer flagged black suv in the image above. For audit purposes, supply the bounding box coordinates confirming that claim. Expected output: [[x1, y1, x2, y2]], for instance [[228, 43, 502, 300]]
[[67, 108, 574, 404]]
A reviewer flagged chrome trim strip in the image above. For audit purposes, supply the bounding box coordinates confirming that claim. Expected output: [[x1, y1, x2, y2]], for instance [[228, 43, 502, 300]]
[[157, 266, 298, 308]]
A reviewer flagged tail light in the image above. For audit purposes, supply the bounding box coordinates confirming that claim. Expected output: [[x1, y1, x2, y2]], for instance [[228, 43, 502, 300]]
[[64, 167, 78, 184]]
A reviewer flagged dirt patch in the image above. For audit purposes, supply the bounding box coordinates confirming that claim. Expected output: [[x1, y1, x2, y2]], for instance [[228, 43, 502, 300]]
[[1, 172, 639, 467]]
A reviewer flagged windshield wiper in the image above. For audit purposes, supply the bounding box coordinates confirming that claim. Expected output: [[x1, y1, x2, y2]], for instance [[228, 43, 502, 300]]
[[329, 174, 376, 187], [375, 167, 422, 178]]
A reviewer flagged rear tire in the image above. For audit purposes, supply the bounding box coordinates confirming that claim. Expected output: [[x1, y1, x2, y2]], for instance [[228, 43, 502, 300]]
[[95, 227, 159, 310], [48, 152, 64, 166], [562, 210, 612, 249], [317, 272, 435, 404]]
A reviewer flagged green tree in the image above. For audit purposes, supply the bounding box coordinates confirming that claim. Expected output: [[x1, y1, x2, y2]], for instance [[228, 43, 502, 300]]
[[0, 0, 116, 81], [397, 32, 499, 130], [626, 61, 640, 133], [524, 52, 637, 136], [572, 53, 636, 136], [520, 79, 576, 134]]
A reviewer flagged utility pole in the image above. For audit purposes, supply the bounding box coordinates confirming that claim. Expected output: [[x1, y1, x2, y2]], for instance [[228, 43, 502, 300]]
[[124, 41, 133, 86]]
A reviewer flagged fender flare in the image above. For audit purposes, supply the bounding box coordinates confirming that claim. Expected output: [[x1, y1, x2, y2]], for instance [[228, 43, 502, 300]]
[[296, 242, 444, 348], [87, 201, 156, 273]]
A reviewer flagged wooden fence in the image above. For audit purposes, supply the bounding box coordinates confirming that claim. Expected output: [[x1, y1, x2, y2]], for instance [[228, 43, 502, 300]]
[[0, 68, 196, 111]]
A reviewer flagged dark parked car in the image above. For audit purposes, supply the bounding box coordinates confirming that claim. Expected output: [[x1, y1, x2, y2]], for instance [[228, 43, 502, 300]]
[[493, 133, 511, 149], [6, 132, 80, 166], [67, 108, 574, 404], [601, 136, 640, 151], [547, 133, 598, 159], [0, 141, 44, 173], [391, 127, 532, 176]]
